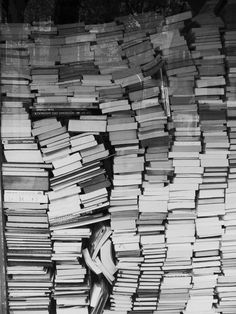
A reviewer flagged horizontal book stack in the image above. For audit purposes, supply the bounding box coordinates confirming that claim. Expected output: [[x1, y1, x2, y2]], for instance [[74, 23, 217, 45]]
[[87, 23, 128, 104], [0, 23, 31, 41], [4, 190, 52, 314], [87, 22, 127, 75], [216, 26, 236, 314], [30, 67, 99, 119], [0, 27, 32, 102], [189, 9, 227, 313], [225, 28, 236, 191], [28, 42, 67, 118], [32, 116, 110, 313], [32, 118, 71, 164], [29, 26, 101, 119], [217, 186, 236, 314], [131, 86, 171, 311], [51, 228, 91, 314], [150, 12, 194, 80], [87, 22, 123, 46], [117, 12, 165, 77], [80, 74, 114, 105], [1, 25, 53, 313], [58, 26, 95, 64], [32, 117, 111, 227], [2, 129, 52, 313], [29, 31, 60, 67], [57, 23, 86, 36], [101, 85, 142, 311], [30, 67, 70, 118], [121, 29, 158, 78], [156, 14, 198, 314]]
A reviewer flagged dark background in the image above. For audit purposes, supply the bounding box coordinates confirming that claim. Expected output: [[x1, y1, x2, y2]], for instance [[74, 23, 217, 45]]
[[3, 0, 207, 24]]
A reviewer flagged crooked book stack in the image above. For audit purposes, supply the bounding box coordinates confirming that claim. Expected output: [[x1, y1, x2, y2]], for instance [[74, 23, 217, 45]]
[[188, 6, 227, 313], [218, 21, 236, 314], [156, 11, 197, 314]]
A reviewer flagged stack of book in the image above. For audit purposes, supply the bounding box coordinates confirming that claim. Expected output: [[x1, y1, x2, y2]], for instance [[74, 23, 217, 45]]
[[150, 11, 193, 79], [217, 186, 236, 314], [0, 26, 33, 102], [216, 26, 236, 314], [29, 26, 102, 119], [2, 126, 52, 313], [32, 118, 71, 164], [121, 29, 157, 77], [104, 99, 142, 311], [32, 117, 111, 228], [188, 8, 227, 313], [3, 7, 236, 313], [0, 23, 31, 41], [156, 13, 198, 314], [51, 227, 91, 314], [130, 80, 171, 311], [1, 23, 53, 314], [116, 11, 163, 34], [4, 189, 52, 314], [58, 30, 95, 65], [99, 63, 150, 309], [116, 11, 165, 77], [32, 116, 110, 313], [87, 22, 127, 75], [30, 67, 99, 119], [29, 29, 60, 67]]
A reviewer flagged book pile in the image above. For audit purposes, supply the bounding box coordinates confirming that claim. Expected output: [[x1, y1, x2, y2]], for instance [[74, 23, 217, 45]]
[[29, 25, 102, 119], [32, 116, 111, 313], [87, 22, 127, 75], [3, 7, 236, 313], [4, 189, 52, 314], [2, 129, 52, 313], [0, 25, 33, 102], [100, 76, 145, 310], [216, 186, 236, 314], [188, 9, 227, 313], [51, 227, 91, 314], [116, 11, 163, 34], [29, 28, 60, 67], [156, 14, 198, 314], [121, 28, 160, 78], [30, 66, 99, 118], [108, 122, 142, 310], [31, 118, 70, 164], [0, 23, 31, 41], [1, 24, 53, 314], [129, 81, 171, 311], [216, 27, 236, 314], [58, 29, 95, 65], [32, 117, 111, 228], [225, 28, 236, 188]]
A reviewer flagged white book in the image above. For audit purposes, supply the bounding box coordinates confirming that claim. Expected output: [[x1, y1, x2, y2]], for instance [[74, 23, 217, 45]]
[[53, 161, 82, 177], [4, 150, 43, 163], [4, 190, 48, 203], [52, 152, 82, 169], [48, 185, 81, 201], [69, 119, 107, 133]]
